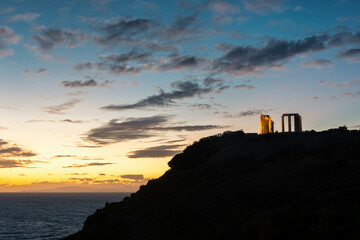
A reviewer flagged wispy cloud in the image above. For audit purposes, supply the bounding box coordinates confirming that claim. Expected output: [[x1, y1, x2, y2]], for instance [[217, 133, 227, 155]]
[[302, 58, 333, 69], [120, 174, 144, 180], [101, 79, 227, 111], [223, 109, 269, 118], [0, 7, 15, 15], [60, 79, 113, 88], [31, 26, 88, 52], [0, 139, 37, 168], [24, 68, 48, 75], [158, 53, 208, 71], [127, 144, 184, 158], [63, 162, 114, 168], [243, 0, 287, 15], [94, 17, 158, 46], [0, 159, 35, 168], [341, 92, 360, 98], [5, 12, 39, 22], [0, 26, 20, 57], [84, 115, 224, 145], [233, 84, 255, 90], [212, 34, 327, 75], [43, 99, 82, 115], [337, 48, 360, 63], [317, 78, 360, 88]]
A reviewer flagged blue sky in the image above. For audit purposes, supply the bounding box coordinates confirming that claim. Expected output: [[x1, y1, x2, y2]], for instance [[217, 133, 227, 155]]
[[0, 0, 359, 191]]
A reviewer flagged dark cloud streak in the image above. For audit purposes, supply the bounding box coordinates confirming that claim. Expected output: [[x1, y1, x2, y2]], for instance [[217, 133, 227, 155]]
[[84, 115, 224, 145], [102, 80, 219, 111]]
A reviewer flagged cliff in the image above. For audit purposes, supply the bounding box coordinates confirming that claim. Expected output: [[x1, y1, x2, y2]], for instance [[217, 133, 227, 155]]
[[63, 129, 360, 240]]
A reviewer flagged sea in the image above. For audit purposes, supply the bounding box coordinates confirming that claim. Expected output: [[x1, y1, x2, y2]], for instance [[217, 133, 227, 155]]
[[0, 192, 130, 240]]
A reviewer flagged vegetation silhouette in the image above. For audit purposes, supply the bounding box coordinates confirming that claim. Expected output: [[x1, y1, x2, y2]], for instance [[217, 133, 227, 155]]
[[63, 128, 360, 240]]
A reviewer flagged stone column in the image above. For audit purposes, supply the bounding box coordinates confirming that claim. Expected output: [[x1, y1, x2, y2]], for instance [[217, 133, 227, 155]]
[[288, 115, 292, 132]]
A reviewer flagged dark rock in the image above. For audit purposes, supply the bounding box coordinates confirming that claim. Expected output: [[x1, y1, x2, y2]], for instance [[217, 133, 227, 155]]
[[63, 129, 360, 240]]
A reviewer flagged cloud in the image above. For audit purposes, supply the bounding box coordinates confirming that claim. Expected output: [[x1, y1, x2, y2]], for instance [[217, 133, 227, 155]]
[[212, 34, 328, 75], [101, 80, 217, 110], [94, 17, 158, 46], [233, 84, 255, 90], [74, 50, 155, 75], [0, 26, 19, 47], [25, 119, 85, 124], [158, 53, 207, 71], [0, 159, 35, 168], [66, 91, 88, 97], [302, 58, 333, 69], [210, 2, 240, 24], [0, 138, 37, 168], [43, 99, 82, 115], [165, 14, 198, 39], [341, 92, 360, 98], [0, 7, 15, 15], [0, 26, 20, 57], [74, 60, 150, 75], [74, 62, 93, 71], [85, 115, 168, 144], [5, 13, 39, 22], [91, 3, 206, 50], [60, 79, 113, 88], [127, 144, 184, 158], [243, 0, 287, 15], [317, 80, 342, 88], [0, 49, 14, 57], [100, 50, 152, 64], [0, 140, 36, 158], [0, 147, 36, 157], [189, 103, 213, 110], [31, 26, 88, 52], [328, 31, 360, 47], [74, 51, 207, 76], [317, 78, 360, 88], [24, 68, 48, 75], [224, 109, 268, 118], [68, 177, 94, 182], [84, 115, 224, 145], [61, 119, 84, 124], [211, 2, 240, 15], [337, 48, 360, 63], [337, 16, 349, 22], [63, 162, 114, 168], [120, 174, 144, 180], [54, 155, 77, 158]]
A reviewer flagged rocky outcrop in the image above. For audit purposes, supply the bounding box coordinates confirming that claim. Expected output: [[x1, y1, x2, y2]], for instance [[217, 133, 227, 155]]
[[64, 129, 360, 240]]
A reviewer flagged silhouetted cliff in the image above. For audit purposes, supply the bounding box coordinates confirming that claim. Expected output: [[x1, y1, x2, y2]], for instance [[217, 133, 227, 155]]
[[64, 129, 360, 240]]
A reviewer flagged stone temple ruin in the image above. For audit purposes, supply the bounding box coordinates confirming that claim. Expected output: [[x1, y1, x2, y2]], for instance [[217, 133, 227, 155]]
[[260, 113, 302, 134], [260, 115, 274, 134]]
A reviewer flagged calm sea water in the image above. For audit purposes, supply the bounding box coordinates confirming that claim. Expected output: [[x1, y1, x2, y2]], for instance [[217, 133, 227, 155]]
[[0, 192, 130, 240]]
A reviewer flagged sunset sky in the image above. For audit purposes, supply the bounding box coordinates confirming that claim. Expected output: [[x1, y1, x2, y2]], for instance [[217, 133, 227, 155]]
[[0, 0, 359, 192]]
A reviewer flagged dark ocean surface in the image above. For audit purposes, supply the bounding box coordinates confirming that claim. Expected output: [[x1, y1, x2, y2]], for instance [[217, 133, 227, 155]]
[[0, 192, 130, 240]]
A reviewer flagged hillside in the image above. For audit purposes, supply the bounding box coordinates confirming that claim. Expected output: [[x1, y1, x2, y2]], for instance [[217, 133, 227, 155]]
[[63, 129, 360, 240]]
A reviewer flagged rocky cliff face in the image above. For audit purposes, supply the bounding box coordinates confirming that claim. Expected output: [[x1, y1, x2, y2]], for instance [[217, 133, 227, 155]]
[[64, 129, 360, 240]]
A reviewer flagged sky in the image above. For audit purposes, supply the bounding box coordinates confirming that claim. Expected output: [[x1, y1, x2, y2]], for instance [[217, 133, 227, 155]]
[[0, 0, 359, 192]]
